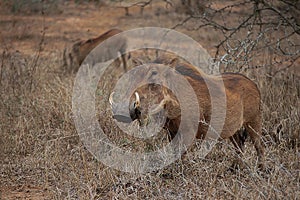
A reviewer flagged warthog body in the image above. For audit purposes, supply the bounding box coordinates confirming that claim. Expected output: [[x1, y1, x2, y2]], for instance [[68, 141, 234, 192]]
[[63, 28, 128, 73], [110, 58, 265, 170]]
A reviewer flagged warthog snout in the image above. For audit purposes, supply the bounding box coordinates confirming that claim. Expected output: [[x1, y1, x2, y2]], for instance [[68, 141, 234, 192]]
[[109, 92, 143, 125]]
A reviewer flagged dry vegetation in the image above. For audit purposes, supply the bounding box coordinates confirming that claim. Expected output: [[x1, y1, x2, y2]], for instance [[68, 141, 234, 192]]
[[0, 0, 299, 199]]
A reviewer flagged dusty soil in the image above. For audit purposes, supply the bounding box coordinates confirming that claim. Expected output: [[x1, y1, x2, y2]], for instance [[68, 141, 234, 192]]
[[0, 1, 221, 58]]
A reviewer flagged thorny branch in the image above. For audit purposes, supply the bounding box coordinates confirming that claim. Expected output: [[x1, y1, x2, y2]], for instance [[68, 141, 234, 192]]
[[173, 0, 299, 75], [111, 0, 172, 15], [116, 0, 299, 77]]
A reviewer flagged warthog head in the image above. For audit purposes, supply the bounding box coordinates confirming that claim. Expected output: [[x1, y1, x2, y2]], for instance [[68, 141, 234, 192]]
[[109, 63, 180, 127]]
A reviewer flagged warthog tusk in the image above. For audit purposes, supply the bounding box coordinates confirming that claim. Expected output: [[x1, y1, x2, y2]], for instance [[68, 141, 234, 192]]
[[109, 92, 115, 106], [135, 92, 140, 108]]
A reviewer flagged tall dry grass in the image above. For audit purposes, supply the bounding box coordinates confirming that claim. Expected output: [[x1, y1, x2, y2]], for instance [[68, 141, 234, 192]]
[[0, 42, 299, 199]]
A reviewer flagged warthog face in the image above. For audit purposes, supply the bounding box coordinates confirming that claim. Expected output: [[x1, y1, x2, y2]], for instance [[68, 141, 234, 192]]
[[109, 63, 174, 126]]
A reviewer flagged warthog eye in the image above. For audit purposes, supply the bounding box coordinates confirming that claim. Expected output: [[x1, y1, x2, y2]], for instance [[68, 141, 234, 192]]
[[150, 70, 158, 77]]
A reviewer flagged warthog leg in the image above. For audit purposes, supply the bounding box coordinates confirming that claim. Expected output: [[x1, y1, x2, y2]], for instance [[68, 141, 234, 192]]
[[120, 52, 128, 72], [245, 117, 265, 171], [229, 128, 248, 170]]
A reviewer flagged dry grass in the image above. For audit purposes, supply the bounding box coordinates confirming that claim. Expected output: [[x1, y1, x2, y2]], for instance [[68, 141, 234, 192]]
[[0, 1, 299, 199], [1, 44, 299, 199]]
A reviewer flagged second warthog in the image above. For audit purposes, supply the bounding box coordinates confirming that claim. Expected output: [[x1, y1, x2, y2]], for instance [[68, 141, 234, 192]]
[[63, 28, 129, 73]]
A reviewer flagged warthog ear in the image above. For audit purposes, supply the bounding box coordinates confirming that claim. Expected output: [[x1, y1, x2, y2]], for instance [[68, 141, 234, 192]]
[[132, 58, 144, 66], [168, 58, 180, 68], [86, 39, 93, 43]]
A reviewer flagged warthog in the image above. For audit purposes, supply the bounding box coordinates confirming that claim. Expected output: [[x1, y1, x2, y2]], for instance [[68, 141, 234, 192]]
[[110, 58, 265, 170], [63, 28, 128, 73]]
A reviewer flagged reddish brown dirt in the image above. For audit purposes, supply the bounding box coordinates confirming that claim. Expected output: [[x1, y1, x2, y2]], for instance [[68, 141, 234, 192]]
[[0, 1, 178, 54], [0, 3, 124, 55], [1, 186, 49, 200]]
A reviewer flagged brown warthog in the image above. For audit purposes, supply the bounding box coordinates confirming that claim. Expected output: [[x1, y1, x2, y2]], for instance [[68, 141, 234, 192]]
[[63, 28, 129, 73], [110, 58, 265, 170]]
